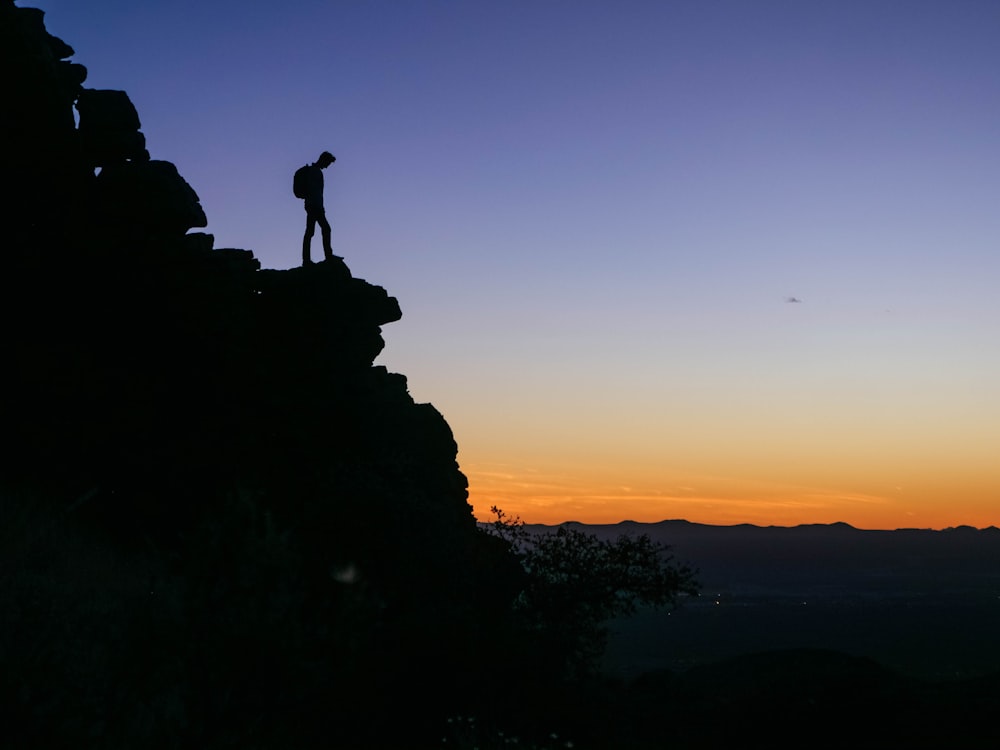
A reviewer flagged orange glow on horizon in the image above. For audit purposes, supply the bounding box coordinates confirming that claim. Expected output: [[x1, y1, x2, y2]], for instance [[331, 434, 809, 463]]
[[462, 460, 999, 531]]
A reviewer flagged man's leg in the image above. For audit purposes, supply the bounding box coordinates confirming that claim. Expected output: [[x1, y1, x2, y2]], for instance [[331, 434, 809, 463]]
[[302, 212, 316, 265], [317, 211, 335, 261]]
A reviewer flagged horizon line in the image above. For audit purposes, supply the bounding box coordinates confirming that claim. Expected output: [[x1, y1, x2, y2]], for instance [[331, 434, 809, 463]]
[[478, 517, 1000, 533]]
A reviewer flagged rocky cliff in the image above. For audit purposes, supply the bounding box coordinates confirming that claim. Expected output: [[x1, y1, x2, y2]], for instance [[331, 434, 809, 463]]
[[1, 3, 512, 746], [1, 0, 480, 546]]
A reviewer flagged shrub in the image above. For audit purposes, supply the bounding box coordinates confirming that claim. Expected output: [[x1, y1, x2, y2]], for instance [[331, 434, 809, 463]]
[[485, 507, 699, 679]]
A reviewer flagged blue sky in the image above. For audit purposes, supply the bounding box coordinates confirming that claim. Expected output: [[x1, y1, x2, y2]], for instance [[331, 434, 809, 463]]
[[33, 1, 1000, 527]]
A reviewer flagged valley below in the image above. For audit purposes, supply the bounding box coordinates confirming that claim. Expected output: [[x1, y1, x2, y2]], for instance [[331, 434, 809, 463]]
[[536, 520, 1000, 682]]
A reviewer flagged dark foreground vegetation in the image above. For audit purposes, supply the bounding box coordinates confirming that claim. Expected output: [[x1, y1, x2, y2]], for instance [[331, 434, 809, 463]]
[[3, 3, 998, 747]]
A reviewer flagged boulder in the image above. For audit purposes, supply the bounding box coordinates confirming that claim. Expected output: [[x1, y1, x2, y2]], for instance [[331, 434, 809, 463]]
[[77, 88, 147, 166], [95, 159, 208, 236]]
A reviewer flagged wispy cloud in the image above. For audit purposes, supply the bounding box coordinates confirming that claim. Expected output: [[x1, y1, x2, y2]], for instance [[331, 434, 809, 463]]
[[464, 461, 895, 526]]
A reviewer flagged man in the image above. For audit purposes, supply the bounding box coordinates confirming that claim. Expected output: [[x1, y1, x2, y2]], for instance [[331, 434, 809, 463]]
[[299, 151, 339, 265]]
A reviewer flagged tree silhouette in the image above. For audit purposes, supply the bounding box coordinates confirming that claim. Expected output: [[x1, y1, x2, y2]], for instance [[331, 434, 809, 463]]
[[486, 507, 699, 679]]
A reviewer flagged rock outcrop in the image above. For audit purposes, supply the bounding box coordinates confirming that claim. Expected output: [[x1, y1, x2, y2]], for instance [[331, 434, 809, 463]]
[[1, 3, 509, 747]]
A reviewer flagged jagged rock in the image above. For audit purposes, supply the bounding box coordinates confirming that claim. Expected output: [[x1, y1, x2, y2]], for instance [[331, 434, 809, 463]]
[[1, 3, 89, 237], [57, 60, 87, 87], [257, 262, 402, 323], [181, 230, 215, 254], [3, 5, 73, 61], [77, 88, 148, 166], [94, 159, 207, 236], [0, 5, 82, 136], [77, 89, 141, 131], [28, 13, 74, 61], [251, 265, 402, 376]]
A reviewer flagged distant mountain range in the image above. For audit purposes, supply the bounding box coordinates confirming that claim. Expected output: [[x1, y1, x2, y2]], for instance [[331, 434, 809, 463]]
[[528, 520, 1000, 599]]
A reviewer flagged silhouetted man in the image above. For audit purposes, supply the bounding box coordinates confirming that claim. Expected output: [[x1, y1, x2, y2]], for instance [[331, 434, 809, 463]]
[[299, 151, 339, 265]]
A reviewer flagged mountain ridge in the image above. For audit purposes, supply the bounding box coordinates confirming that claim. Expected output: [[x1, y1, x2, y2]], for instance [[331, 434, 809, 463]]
[[541, 518, 999, 533]]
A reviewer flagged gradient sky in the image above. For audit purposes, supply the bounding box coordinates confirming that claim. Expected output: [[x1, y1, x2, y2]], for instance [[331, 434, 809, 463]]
[[33, 1, 1000, 529]]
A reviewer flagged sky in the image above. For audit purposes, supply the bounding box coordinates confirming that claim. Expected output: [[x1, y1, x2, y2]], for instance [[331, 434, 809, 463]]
[[31, 0, 1000, 529]]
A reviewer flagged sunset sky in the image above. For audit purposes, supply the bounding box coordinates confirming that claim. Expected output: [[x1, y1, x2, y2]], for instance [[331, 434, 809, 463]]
[[34, 0, 1000, 529]]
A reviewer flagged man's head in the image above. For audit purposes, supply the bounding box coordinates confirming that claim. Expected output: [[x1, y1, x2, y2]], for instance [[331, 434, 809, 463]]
[[317, 151, 336, 168]]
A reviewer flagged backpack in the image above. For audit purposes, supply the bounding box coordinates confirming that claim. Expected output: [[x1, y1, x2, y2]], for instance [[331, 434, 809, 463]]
[[292, 164, 310, 199]]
